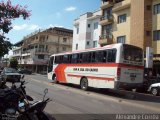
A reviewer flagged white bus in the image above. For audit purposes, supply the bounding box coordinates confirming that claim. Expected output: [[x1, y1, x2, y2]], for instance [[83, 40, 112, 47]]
[[48, 43, 144, 90]]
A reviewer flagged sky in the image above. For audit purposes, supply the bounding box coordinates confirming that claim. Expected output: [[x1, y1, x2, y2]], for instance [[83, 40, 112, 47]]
[[5, 0, 101, 44]]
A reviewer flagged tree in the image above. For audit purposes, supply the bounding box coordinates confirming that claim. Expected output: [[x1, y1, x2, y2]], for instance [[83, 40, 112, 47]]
[[9, 57, 18, 69], [0, 0, 30, 57]]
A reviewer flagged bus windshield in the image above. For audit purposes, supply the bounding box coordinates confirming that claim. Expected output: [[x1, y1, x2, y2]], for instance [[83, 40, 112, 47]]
[[123, 44, 143, 62]]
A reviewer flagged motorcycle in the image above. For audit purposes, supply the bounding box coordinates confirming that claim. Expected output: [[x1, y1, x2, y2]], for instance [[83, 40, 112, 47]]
[[0, 77, 52, 120], [0, 80, 34, 120], [17, 88, 52, 120], [0, 80, 33, 115]]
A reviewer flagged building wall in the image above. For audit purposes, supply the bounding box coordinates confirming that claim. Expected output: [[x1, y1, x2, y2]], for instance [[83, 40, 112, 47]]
[[100, 0, 160, 75], [130, 0, 145, 49], [100, 0, 155, 50], [72, 10, 101, 51], [112, 8, 131, 44], [13, 27, 73, 73], [152, 0, 160, 54], [48, 35, 72, 54], [73, 14, 88, 50], [144, 0, 153, 49], [12, 47, 22, 64]]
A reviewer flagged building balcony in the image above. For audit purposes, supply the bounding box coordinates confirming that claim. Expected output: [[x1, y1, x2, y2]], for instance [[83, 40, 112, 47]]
[[100, 15, 114, 25], [22, 52, 31, 57], [12, 54, 22, 57], [21, 58, 48, 65], [101, 0, 125, 9], [22, 49, 49, 56], [101, 0, 114, 9], [99, 34, 113, 45], [112, 0, 131, 12], [34, 48, 49, 55], [28, 40, 39, 45]]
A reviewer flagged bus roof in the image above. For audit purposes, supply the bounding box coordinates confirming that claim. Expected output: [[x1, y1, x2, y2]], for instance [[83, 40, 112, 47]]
[[50, 43, 141, 57]]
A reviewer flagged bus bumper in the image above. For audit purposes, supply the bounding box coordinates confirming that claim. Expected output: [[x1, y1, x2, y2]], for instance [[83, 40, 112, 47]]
[[115, 81, 143, 90]]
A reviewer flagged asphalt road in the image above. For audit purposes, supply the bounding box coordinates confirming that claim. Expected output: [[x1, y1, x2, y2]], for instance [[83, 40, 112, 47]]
[[23, 74, 160, 120]]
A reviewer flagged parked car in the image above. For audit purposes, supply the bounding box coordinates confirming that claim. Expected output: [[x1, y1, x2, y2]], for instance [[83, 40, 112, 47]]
[[148, 82, 160, 96], [18, 69, 32, 75], [1, 67, 22, 82]]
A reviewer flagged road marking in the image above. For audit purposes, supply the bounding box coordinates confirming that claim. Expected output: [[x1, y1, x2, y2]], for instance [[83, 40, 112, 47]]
[[28, 77, 160, 112]]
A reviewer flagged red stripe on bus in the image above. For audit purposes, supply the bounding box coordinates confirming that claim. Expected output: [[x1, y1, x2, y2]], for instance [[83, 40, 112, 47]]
[[67, 74, 114, 81]]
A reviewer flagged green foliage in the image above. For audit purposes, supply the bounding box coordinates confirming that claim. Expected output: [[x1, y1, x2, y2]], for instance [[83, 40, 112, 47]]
[[0, 37, 12, 57], [9, 57, 18, 69], [17, 64, 23, 69]]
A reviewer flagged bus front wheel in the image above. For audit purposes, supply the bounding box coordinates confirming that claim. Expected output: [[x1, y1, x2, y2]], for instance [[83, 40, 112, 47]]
[[80, 77, 88, 91], [52, 74, 58, 83]]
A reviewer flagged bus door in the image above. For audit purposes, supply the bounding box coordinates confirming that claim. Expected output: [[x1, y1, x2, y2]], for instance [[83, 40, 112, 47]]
[[47, 56, 54, 80]]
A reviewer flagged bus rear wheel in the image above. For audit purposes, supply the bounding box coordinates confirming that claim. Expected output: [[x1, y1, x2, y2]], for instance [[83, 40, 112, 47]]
[[80, 77, 88, 91], [151, 87, 159, 96]]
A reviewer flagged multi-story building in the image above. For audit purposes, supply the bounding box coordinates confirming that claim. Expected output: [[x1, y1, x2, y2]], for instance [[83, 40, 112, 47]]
[[72, 10, 101, 51], [100, 0, 160, 74], [12, 40, 23, 65], [12, 27, 73, 73]]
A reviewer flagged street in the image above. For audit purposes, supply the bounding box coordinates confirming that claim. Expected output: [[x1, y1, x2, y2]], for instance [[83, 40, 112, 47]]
[[22, 74, 160, 120]]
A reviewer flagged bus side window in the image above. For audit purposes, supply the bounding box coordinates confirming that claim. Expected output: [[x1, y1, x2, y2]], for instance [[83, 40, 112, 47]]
[[91, 52, 96, 63], [71, 54, 78, 63], [95, 51, 105, 63], [88, 52, 91, 63], [60, 56, 64, 63], [82, 52, 91, 63], [107, 49, 117, 62], [68, 54, 72, 63], [63, 55, 68, 63], [103, 51, 107, 62], [78, 53, 82, 63]]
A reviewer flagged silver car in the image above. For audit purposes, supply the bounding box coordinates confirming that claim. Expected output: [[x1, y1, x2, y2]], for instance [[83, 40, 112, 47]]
[[148, 82, 160, 96], [1, 68, 22, 82]]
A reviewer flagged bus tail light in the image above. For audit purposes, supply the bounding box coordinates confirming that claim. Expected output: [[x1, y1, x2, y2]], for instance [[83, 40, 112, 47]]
[[117, 68, 121, 76]]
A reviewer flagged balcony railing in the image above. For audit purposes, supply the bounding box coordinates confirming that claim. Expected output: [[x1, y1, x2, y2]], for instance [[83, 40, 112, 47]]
[[101, 0, 114, 9], [101, 0, 114, 4], [99, 33, 113, 45], [22, 48, 49, 55], [101, 0, 124, 9], [99, 33, 113, 39], [102, 0, 124, 3], [112, 0, 131, 12], [100, 15, 113, 21], [100, 15, 113, 25], [35, 48, 48, 53], [21, 58, 48, 65]]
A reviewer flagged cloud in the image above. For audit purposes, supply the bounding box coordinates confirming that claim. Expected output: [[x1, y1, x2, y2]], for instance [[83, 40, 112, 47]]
[[65, 6, 76, 11], [28, 25, 40, 30], [49, 24, 63, 28], [13, 24, 40, 31], [13, 24, 28, 30]]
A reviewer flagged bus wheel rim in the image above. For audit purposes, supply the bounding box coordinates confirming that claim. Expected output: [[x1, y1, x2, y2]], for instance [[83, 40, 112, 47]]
[[152, 88, 157, 95]]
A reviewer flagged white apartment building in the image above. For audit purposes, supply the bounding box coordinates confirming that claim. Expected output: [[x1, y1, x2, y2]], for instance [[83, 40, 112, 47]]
[[12, 47, 22, 64], [72, 10, 102, 51]]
